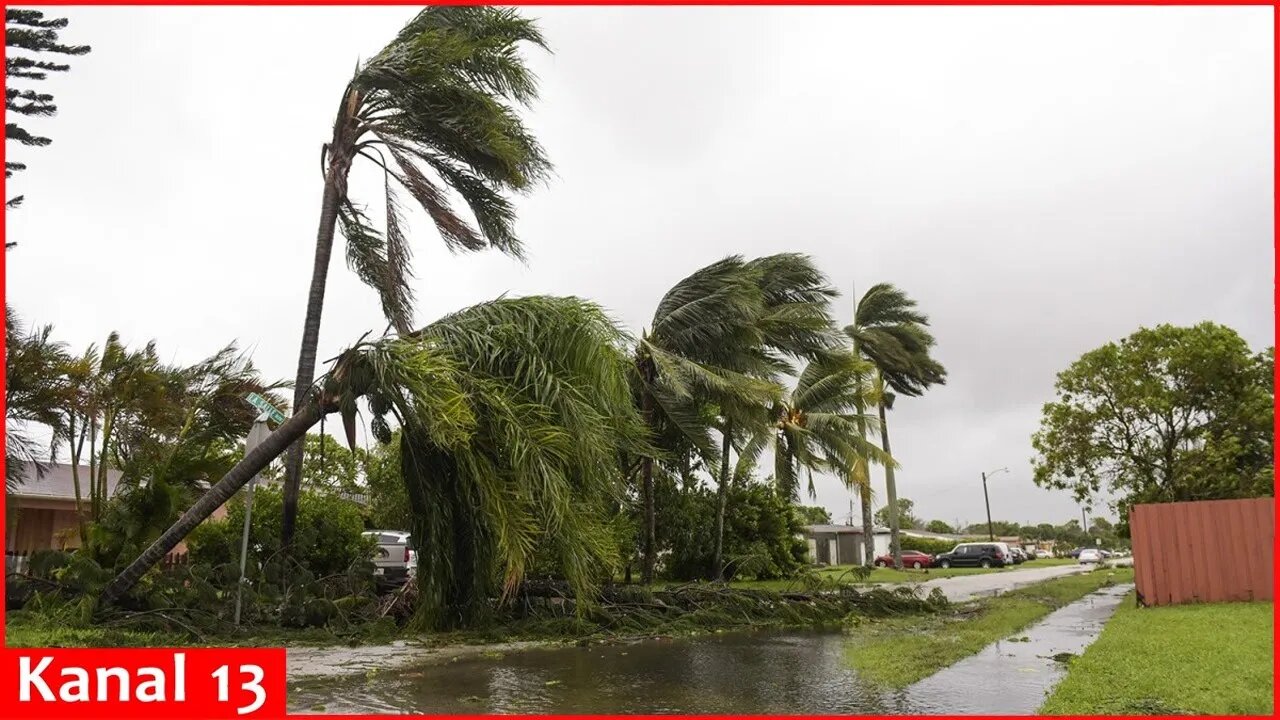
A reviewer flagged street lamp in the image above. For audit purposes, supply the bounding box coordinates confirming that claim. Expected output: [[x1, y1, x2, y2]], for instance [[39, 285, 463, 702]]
[[981, 467, 1009, 541]]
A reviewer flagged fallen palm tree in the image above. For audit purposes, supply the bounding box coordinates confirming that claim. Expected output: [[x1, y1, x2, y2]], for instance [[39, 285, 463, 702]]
[[506, 578, 949, 640], [101, 296, 652, 630]]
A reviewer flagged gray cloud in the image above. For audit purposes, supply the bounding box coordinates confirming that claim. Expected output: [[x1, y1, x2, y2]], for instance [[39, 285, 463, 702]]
[[6, 6, 1272, 528]]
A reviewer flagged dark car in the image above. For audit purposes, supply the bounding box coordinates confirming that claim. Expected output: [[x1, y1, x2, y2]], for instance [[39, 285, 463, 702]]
[[1066, 547, 1085, 559], [934, 542, 1007, 569], [873, 550, 934, 569]]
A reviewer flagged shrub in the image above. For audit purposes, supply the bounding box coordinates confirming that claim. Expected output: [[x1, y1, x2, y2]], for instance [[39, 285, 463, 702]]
[[188, 486, 374, 578], [899, 536, 961, 556], [661, 481, 808, 582]]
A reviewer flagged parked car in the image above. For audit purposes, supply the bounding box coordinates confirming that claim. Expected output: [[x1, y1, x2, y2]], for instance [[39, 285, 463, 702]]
[[934, 542, 1007, 569], [1077, 548, 1103, 564], [1035, 549, 1053, 559], [1008, 547, 1027, 564], [874, 550, 934, 569], [362, 530, 417, 582], [1066, 547, 1084, 559]]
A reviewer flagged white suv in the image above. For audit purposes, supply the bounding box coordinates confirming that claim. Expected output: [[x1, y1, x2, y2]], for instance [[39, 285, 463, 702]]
[[362, 530, 418, 582]]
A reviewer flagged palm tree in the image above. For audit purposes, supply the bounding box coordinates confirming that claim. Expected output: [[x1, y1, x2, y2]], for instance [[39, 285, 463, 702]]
[[737, 353, 895, 504], [630, 256, 772, 583], [708, 254, 838, 579], [104, 295, 649, 628], [845, 284, 946, 567], [4, 306, 71, 492], [282, 6, 553, 548]]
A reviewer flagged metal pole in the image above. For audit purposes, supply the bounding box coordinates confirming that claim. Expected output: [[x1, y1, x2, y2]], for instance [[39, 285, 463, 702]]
[[982, 471, 994, 541], [235, 414, 271, 627]]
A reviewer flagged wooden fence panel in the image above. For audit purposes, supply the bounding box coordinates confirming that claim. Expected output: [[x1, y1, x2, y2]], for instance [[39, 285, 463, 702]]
[[1130, 497, 1273, 607]]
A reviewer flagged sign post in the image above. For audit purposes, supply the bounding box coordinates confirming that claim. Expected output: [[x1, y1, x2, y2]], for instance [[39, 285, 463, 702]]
[[235, 393, 286, 627]]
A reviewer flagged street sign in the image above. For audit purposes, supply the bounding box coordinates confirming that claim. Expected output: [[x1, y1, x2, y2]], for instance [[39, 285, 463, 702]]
[[245, 392, 286, 425]]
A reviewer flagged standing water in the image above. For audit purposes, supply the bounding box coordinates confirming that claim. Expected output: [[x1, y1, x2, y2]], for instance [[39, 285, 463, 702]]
[[290, 584, 1131, 714]]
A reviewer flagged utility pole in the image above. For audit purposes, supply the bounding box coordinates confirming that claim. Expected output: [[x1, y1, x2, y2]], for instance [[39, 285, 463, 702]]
[[981, 467, 1008, 542], [982, 472, 994, 541]]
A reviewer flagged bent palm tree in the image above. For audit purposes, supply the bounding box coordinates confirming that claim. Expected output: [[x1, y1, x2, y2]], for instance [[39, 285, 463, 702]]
[[737, 353, 895, 503], [5, 306, 72, 492], [630, 254, 838, 581], [845, 283, 946, 567], [283, 6, 553, 547], [104, 296, 648, 627], [630, 256, 771, 582], [708, 254, 838, 578]]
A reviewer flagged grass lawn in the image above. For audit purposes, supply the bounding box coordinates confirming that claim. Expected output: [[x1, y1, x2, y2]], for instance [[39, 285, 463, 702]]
[[844, 566, 1134, 689], [1040, 596, 1273, 715]]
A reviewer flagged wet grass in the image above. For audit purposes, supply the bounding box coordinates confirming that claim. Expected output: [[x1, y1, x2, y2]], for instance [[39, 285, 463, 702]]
[[1040, 595, 1273, 715], [843, 566, 1133, 689], [4, 609, 396, 649]]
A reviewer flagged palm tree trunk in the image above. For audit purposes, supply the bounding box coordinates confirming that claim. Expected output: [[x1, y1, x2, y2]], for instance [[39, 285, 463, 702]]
[[101, 403, 325, 605], [640, 390, 657, 584], [68, 415, 88, 545], [879, 400, 901, 569], [713, 420, 732, 580], [88, 416, 98, 520], [859, 481, 875, 566], [282, 162, 348, 550]]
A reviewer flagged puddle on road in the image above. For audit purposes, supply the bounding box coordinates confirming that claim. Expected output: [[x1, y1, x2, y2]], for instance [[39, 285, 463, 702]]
[[289, 584, 1132, 715], [903, 583, 1133, 715]]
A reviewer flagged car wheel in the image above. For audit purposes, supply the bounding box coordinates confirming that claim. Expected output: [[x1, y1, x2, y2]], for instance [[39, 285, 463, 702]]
[[875, 560, 887, 568], [912, 561, 923, 569], [981, 559, 992, 569], [939, 560, 951, 569]]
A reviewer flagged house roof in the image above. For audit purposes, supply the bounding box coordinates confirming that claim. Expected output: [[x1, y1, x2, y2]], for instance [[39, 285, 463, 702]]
[[804, 524, 891, 535], [9, 461, 122, 501]]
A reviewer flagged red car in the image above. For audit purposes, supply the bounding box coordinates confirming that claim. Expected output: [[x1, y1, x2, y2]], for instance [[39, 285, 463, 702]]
[[874, 550, 934, 569]]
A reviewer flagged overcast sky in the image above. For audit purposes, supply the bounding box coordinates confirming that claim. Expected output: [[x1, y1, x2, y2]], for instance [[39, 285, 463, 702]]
[[5, 6, 1273, 529]]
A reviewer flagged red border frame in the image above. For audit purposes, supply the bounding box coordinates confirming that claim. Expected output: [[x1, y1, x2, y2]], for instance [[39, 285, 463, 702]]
[[1, 1, 1276, 718]]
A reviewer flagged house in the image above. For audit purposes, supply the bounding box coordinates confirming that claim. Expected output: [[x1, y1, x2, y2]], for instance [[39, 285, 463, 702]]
[[6, 461, 123, 553], [5, 461, 232, 556], [802, 524, 891, 565]]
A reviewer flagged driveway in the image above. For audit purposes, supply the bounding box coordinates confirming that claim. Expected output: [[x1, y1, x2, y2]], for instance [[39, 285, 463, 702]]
[[890, 559, 1131, 603]]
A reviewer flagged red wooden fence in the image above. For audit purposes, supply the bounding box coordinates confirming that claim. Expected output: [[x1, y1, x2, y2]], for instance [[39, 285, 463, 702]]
[[1129, 497, 1274, 607]]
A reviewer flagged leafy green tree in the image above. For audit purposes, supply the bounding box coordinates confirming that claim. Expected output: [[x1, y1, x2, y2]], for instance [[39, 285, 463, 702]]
[[924, 519, 955, 534], [282, 7, 553, 549], [300, 433, 368, 493], [363, 431, 411, 530], [188, 487, 372, 578], [103, 296, 650, 630], [5, 9, 90, 219], [1032, 323, 1274, 522], [660, 477, 808, 582], [845, 284, 946, 566], [795, 505, 833, 525], [875, 498, 921, 530]]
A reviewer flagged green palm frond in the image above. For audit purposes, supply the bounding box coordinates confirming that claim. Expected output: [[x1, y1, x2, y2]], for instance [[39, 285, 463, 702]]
[[323, 6, 552, 330], [331, 295, 646, 629], [845, 282, 948, 397]]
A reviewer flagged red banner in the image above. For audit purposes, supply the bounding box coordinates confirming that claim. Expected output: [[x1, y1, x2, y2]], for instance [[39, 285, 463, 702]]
[[0, 648, 286, 719]]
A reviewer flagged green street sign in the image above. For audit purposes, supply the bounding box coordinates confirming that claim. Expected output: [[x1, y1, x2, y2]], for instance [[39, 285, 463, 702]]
[[245, 392, 286, 425]]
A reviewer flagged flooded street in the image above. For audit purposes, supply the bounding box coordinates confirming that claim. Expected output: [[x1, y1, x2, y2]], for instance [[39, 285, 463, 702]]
[[291, 630, 910, 714], [290, 584, 1132, 715]]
